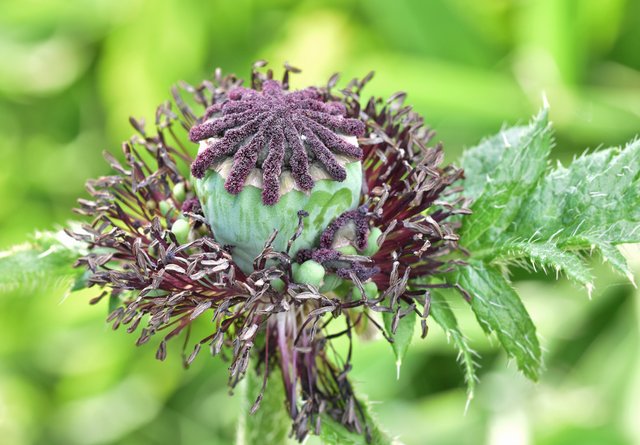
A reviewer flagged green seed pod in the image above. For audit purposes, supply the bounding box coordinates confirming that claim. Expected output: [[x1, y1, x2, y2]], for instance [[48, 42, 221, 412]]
[[159, 199, 173, 217], [337, 245, 357, 256], [171, 218, 190, 245], [193, 161, 362, 273], [172, 182, 186, 203], [293, 260, 325, 287], [362, 227, 383, 257], [270, 277, 286, 293]]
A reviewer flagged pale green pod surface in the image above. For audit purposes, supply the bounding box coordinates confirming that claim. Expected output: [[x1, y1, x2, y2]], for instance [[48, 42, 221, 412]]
[[171, 218, 190, 245], [337, 245, 357, 256], [270, 278, 286, 293], [193, 161, 363, 273], [293, 260, 325, 287], [172, 182, 186, 203], [362, 227, 383, 256]]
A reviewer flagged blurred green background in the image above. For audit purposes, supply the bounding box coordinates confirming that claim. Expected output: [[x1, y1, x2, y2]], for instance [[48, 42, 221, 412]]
[[1, 0, 639, 444]]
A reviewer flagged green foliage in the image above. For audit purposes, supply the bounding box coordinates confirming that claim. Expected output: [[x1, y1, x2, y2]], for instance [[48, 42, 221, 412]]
[[0, 229, 86, 295], [456, 262, 543, 379], [448, 108, 640, 382], [490, 242, 592, 288], [382, 300, 417, 378], [460, 109, 553, 247], [463, 110, 640, 288], [429, 291, 478, 404], [236, 367, 290, 445], [237, 365, 395, 445], [508, 139, 640, 285]]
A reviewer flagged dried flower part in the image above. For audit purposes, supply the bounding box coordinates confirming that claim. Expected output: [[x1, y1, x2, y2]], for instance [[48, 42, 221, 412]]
[[190, 79, 365, 205], [346, 82, 470, 289], [70, 64, 470, 443]]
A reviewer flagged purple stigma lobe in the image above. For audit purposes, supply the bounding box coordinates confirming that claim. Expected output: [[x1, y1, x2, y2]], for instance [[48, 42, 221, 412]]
[[189, 80, 364, 204]]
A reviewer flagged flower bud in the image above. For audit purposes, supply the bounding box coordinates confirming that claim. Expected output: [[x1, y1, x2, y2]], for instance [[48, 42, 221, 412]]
[[270, 277, 286, 292], [172, 182, 186, 203], [159, 199, 173, 217], [171, 218, 190, 245], [293, 260, 325, 287], [319, 274, 343, 293], [337, 245, 358, 256]]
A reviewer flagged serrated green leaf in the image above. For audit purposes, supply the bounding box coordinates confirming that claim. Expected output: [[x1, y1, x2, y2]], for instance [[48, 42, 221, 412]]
[[0, 230, 87, 294], [594, 242, 636, 286], [460, 109, 553, 247], [461, 115, 639, 289], [456, 261, 543, 380], [490, 241, 593, 288], [382, 301, 417, 379], [511, 139, 640, 247], [236, 367, 289, 445], [319, 401, 395, 445], [448, 110, 638, 386], [429, 291, 478, 405], [460, 118, 547, 201]]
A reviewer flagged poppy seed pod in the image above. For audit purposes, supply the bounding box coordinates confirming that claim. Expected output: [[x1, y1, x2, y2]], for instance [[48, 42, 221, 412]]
[[189, 80, 365, 272]]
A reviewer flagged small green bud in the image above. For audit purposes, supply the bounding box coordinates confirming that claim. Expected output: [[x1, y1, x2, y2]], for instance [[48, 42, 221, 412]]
[[171, 218, 190, 245], [362, 227, 383, 257], [337, 245, 357, 256], [159, 200, 173, 216], [353, 281, 378, 299], [293, 260, 325, 287], [271, 278, 286, 293], [172, 182, 186, 202], [146, 199, 157, 211]]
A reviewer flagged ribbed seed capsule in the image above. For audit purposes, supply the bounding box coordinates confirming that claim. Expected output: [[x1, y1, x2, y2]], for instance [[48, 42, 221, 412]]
[[190, 80, 365, 273]]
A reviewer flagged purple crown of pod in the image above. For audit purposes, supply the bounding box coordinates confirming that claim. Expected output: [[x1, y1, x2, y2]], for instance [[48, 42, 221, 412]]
[[189, 80, 365, 205]]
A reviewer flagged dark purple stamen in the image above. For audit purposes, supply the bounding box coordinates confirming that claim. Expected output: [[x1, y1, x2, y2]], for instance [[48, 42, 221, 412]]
[[189, 80, 365, 204]]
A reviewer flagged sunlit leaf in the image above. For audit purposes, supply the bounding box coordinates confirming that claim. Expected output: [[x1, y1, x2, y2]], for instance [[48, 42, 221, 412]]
[[430, 291, 478, 406], [463, 131, 640, 289], [460, 108, 552, 247], [0, 229, 86, 294], [490, 241, 593, 288]]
